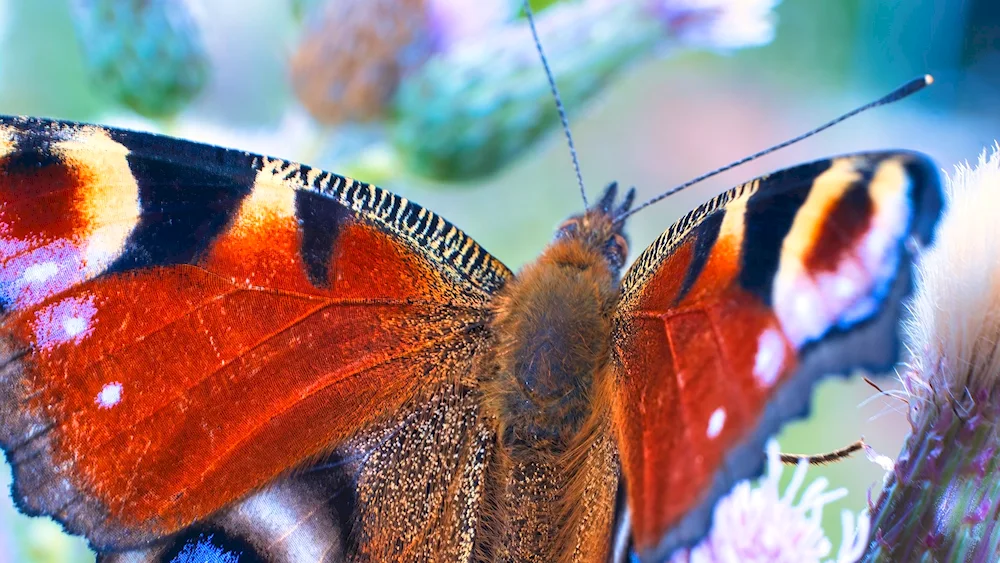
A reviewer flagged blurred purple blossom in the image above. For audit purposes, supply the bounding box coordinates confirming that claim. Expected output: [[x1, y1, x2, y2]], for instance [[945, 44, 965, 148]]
[[425, 0, 513, 53], [669, 441, 869, 563], [647, 0, 779, 50]]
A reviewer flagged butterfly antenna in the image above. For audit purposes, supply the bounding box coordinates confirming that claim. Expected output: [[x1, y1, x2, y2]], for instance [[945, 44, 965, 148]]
[[523, 0, 589, 209], [617, 74, 934, 223], [779, 439, 866, 466]]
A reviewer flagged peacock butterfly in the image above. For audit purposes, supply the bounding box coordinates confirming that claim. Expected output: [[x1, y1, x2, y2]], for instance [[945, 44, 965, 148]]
[[0, 87, 942, 562]]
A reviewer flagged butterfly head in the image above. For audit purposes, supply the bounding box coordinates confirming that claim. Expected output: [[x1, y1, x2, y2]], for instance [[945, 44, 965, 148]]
[[556, 182, 635, 275]]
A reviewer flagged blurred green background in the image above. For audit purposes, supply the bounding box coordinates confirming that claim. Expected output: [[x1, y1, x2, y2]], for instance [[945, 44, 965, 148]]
[[1, 0, 999, 560]]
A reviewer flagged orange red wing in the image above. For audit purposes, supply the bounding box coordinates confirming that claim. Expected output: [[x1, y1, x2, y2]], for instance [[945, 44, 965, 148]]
[[0, 116, 511, 551], [611, 153, 943, 560]]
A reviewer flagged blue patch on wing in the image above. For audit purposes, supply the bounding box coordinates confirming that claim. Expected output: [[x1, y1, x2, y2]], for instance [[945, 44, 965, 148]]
[[170, 534, 242, 563]]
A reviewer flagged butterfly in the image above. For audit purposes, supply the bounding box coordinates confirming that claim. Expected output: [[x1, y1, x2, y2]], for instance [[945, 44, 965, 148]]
[[0, 107, 941, 562]]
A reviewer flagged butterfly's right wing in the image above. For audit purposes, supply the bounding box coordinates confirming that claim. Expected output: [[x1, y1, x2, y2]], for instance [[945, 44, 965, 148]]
[[610, 153, 943, 560]]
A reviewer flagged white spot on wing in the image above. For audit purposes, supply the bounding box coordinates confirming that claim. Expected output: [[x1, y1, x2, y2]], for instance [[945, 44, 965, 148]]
[[32, 295, 98, 350], [62, 316, 86, 337], [707, 407, 726, 439], [0, 240, 87, 309], [22, 262, 59, 282], [96, 382, 123, 409], [754, 328, 786, 387]]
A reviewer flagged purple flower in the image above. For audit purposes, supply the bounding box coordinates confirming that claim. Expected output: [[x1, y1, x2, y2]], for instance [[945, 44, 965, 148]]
[[648, 0, 780, 50], [425, 0, 512, 53], [670, 441, 869, 563]]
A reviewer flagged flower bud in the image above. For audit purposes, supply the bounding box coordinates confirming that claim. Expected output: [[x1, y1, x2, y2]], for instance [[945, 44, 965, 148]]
[[70, 0, 208, 118]]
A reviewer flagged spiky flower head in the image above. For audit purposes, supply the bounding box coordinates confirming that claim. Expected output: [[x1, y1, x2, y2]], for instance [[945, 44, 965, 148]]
[[70, 0, 209, 119], [863, 145, 1000, 561], [668, 441, 869, 563]]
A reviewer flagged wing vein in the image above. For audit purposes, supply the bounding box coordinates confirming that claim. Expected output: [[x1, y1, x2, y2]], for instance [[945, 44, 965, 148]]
[[185, 331, 467, 499]]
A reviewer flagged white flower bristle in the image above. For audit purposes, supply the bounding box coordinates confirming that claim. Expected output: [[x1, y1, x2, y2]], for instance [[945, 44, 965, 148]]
[[905, 143, 1000, 401]]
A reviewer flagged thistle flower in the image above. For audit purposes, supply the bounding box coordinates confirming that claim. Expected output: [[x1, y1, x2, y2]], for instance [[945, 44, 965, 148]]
[[289, 0, 436, 125], [290, 0, 514, 125], [669, 441, 869, 563], [392, 0, 780, 181], [70, 0, 209, 119], [862, 145, 1000, 561]]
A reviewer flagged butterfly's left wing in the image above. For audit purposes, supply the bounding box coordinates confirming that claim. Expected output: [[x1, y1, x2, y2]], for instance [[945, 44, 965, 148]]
[[0, 116, 511, 557], [610, 153, 943, 560]]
